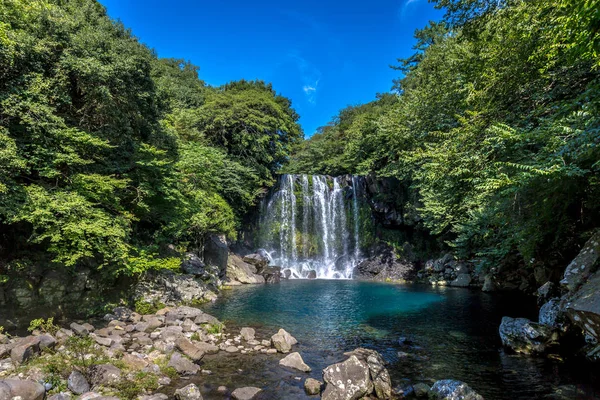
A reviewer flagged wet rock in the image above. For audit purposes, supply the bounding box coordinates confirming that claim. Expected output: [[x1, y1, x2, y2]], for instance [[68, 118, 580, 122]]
[[344, 348, 392, 399], [240, 327, 255, 341], [499, 317, 558, 354], [10, 336, 40, 364], [450, 274, 472, 288], [225, 345, 239, 353], [564, 269, 600, 346], [544, 384, 588, 399], [413, 382, 430, 397], [430, 379, 483, 400], [322, 355, 373, 400], [537, 282, 559, 306], [88, 364, 122, 386], [68, 370, 90, 394], [261, 266, 281, 283], [482, 275, 496, 292], [0, 379, 45, 400], [176, 337, 205, 361], [304, 378, 322, 395], [231, 387, 262, 400], [195, 342, 219, 354], [168, 352, 200, 375], [175, 383, 203, 400], [307, 270, 317, 279], [279, 352, 311, 372], [243, 253, 269, 271], [271, 328, 297, 353], [354, 244, 416, 282], [539, 298, 565, 330]]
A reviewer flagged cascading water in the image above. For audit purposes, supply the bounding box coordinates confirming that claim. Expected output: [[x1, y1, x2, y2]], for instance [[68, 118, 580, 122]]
[[259, 174, 365, 279]]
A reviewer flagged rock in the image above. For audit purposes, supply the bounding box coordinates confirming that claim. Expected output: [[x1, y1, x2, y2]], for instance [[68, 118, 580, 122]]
[[243, 253, 269, 271], [450, 274, 472, 288], [225, 345, 239, 353], [140, 395, 169, 400], [48, 393, 73, 400], [430, 379, 483, 400], [68, 370, 90, 394], [203, 234, 229, 275], [0, 379, 45, 400], [195, 342, 219, 354], [283, 269, 292, 279], [537, 282, 559, 306], [271, 328, 297, 353], [304, 378, 322, 395], [261, 266, 281, 283], [307, 270, 317, 279], [10, 336, 40, 364], [121, 353, 149, 370], [227, 254, 266, 284], [168, 352, 200, 375], [354, 244, 416, 282], [135, 272, 217, 308], [231, 387, 262, 400], [70, 322, 90, 336], [539, 298, 565, 329], [89, 364, 122, 386], [113, 306, 134, 322], [182, 319, 199, 332], [561, 230, 600, 291], [38, 334, 57, 351], [344, 348, 391, 399], [93, 335, 113, 347], [174, 383, 203, 400], [499, 317, 558, 354], [564, 269, 600, 346], [482, 275, 496, 292], [322, 355, 373, 400], [175, 337, 205, 361], [240, 327, 255, 341], [79, 392, 103, 400], [182, 253, 205, 276], [413, 382, 431, 397], [279, 352, 311, 372]]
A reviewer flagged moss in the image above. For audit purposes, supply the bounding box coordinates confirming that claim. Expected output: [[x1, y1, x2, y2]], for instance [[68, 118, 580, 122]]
[[134, 299, 166, 315]]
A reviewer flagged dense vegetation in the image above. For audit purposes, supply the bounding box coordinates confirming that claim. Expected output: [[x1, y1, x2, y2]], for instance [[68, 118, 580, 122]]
[[285, 0, 600, 271], [0, 0, 302, 279]]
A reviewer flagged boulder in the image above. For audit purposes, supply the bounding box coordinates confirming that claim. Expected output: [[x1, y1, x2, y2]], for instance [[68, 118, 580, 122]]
[[279, 352, 311, 372], [227, 255, 266, 284], [243, 253, 269, 271], [174, 383, 203, 400], [240, 327, 255, 341], [48, 393, 73, 400], [70, 322, 90, 336], [134, 271, 217, 308], [354, 245, 416, 282], [304, 378, 322, 395], [307, 270, 317, 279], [0, 379, 45, 400], [121, 353, 149, 370], [430, 379, 483, 400], [168, 352, 200, 375], [450, 274, 472, 288], [539, 298, 565, 330], [499, 316, 558, 354], [261, 266, 281, 284], [203, 234, 229, 276], [413, 382, 431, 398], [194, 342, 219, 355], [89, 364, 122, 386], [68, 370, 90, 394], [182, 253, 205, 276], [322, 355, 373, 400], [537, 282, 559, 306], [175, 337, 205, 361], [564, 269, 600, 345], [37, 334, 56, 351], [10, 336, 41, 364], [343, 348, 391, 399], [231, 387, 262, 400], [271, 329, 297, 353], [560, 230, 600, 291], [482, 275, 496, 292]]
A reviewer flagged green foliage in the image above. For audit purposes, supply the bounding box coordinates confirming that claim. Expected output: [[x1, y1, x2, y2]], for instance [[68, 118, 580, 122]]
[[134, 299, 166, 315], [113, 371, 159, 400], [28, 317, 59, 335], [0, 0, 301, 278], [204, 322, 224, 334]]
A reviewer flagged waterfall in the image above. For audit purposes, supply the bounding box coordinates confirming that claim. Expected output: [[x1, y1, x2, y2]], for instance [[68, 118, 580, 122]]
[[259, 174, 365, 279]]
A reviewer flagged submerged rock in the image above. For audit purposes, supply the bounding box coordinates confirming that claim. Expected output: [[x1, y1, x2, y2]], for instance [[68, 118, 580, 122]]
[[231, 386, 262, 400], [279, 352, 311, 372], [322, 355, 373, 400], [430, 379, 483, 400], [499, 317, 558, 354], [413, 382, 431, 398], [304, 378, 322, 395]]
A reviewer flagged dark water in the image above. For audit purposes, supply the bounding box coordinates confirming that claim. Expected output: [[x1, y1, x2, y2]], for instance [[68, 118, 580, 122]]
[[194, 280, 599, 400]]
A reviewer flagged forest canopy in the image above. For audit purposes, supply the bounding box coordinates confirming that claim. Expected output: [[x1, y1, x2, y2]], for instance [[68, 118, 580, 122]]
[[0, 0, 302, 277]]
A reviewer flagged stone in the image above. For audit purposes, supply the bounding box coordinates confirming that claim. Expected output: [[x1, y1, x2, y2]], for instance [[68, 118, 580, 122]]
[[203, 234, 229, 274], [48, 393, 73, 400], [344, 348, 391, 399], [93, 335, 113, 347], [243, 253, 269, 271], [430, 379, 483, 400], [182, 319, 199, 333], [38, 334, 57, 351], [450, 274, 472, 288], [227, 254, 266, 284], [68, 370, 90, 394], [161, 326, 184, 342], [122, 353, 149, 370], [537, 282, 558, 305], [561, 230, 600, 291], [354, 244, 416, 282], [168, 352, 200, 375], [182, 253, 205, 276], [195, 342, 219, 354], [70, 322, 90, 336], [499, 317, 558, 354], [271, 328, 297, 353], [261, 339, 271, 347], [88, 364, 122, 386], [217, 386, 228, 393], [240, 327, 255, 341], [10, 336, 40, 364], [175, 337, 205, 361], [482, 275, 496, 292], [135, 272, 217, 310], [413, 382, 431, 397], [261, 266, 281, 284], [231, 387, 262, 400], [304, 378, 321, 395], [225, 345, 239, 353], [79, 392, 103, 400], [307, 270, 317, 279], [113, 306, 134, 322], [279, 352, 311, 372], [564, 269, 600, 344], [140, 395, 169, 400], [539, 298, 565, 330], [322, 355, 373, 400], [0, 379, 45, 400], [174, 383, 203, 400]]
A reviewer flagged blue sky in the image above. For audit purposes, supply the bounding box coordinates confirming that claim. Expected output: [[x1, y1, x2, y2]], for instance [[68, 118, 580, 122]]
[[99, 0, 443, 137]]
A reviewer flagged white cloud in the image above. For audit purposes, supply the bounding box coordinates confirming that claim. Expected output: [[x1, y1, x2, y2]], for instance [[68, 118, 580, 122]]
[[289, 52, 322, 105], [398, 0, 423, 21]]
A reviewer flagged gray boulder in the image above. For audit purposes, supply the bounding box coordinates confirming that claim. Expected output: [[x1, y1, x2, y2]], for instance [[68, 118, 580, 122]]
[[240, 327, 255, 341], [0, 379, 45, 400], [48, 393, 73, 400], [564, 269, 600, 351], [539, 298, 566, 330], [537, 282, 559, 305], [499, 317, 558, 354], [134, 272, 217, 308], [430, 380, 483, 400], [413, 382, 431, 397], [304, 378, 322, 395], [168, 352, 200, 375], [182, 253, 205, 276], [89, 364, 122, 386], [279, 352, 311, 372], [450, 274, 472, 288], [68, 370, 90, 394], [10, 336, 41, 364], [175, 337, 205, 361], [344, 348, 391, 399], [271, 328, 298, 353], [175, 383, 203, 400], [227, 255, 266, 284], [560, 230, 600, 291], [243, 253, 269, 271], [231, 387, 262, 400], [322, 355, 373, 400], [203, 234, 229, 275]]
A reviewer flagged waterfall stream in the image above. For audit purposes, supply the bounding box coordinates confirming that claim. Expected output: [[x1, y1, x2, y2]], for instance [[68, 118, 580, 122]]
[[259, 174, 364, 279]]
